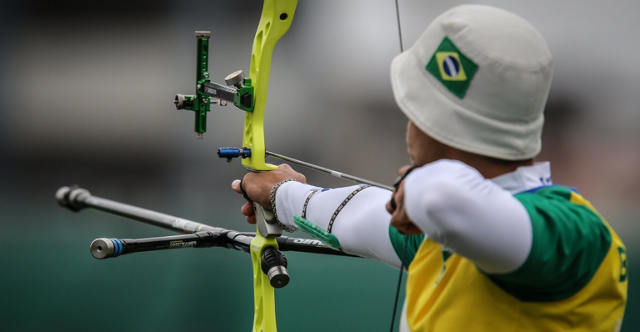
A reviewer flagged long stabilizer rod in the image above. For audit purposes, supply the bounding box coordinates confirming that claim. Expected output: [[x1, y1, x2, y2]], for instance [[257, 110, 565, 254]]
[[90, 231, 222, 259]]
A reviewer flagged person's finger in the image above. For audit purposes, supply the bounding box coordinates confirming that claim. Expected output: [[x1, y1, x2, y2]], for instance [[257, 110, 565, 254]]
[[232, 179, 252, 201], [390, 207, 416, 234], [231, 179, 243, 194], [398, 165, 412, 176], [241, 201, 254, 216], [388, 178, 422, 234], [386, 191, 399, 213], [386, 198, 395, 214], [389, 178, 405, 214], [241, 201, 257, 224], [239, 179, 251, 200]]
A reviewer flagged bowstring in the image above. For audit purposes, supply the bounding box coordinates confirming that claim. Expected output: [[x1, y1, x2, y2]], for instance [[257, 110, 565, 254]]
[[395, 0, 404, 53], [389, 4, 407, 328], [389, 238, 409, 332]]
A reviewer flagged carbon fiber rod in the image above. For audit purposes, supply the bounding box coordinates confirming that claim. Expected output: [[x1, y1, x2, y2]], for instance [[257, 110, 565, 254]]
[[90, 231, 222, 259]]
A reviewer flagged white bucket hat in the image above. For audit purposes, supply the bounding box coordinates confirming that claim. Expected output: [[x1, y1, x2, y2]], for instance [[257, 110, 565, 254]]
[[391, 5, 553, 160]]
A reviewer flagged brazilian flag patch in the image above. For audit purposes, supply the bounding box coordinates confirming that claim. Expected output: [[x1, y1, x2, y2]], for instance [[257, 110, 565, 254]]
[[426, 37, 478, 99]]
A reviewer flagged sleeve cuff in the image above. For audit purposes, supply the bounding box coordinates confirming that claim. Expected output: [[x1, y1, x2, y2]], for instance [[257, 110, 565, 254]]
[[274, 181, 322, 229]]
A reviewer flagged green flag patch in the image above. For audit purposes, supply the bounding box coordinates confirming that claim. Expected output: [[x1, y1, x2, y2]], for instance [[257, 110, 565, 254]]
[[426, 37, 478, 99]]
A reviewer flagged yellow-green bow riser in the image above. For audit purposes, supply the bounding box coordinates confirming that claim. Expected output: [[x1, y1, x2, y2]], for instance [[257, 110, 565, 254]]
[[247, 1, 298, 332], [243, 0, 297, 173]]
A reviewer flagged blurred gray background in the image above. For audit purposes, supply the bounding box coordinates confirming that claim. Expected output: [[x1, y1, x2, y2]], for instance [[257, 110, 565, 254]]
[[0, 0, 638, 331]]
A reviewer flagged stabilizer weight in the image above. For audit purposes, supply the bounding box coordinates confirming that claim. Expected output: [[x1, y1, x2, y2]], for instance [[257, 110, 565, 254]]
[[261, 246, 289, 288], [56, 186, 90, 212], [90, 238, 123, 259]]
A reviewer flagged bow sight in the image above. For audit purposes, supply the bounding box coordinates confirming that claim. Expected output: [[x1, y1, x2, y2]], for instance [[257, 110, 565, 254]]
[[174, 31, 255, 139]]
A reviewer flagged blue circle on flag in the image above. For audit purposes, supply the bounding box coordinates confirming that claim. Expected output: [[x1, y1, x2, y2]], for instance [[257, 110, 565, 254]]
[[442, 55, 460, 78]]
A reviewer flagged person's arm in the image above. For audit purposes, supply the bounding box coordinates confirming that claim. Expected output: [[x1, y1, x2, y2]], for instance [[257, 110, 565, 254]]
[[232, 164, 404, 268], [403, 159, 533, 274], [275, 182, 403, 268]]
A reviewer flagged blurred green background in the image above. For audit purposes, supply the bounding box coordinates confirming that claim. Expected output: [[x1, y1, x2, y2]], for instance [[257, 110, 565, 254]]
[[1, 1, 638, 331]]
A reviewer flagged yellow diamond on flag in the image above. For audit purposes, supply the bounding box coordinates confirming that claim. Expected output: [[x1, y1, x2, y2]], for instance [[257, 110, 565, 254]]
[[435, 52, 468, 81]]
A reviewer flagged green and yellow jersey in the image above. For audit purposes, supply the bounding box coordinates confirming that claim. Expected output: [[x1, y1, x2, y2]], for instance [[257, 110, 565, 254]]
[[392, 186, 627, 331], [275, 160, 628, 331]]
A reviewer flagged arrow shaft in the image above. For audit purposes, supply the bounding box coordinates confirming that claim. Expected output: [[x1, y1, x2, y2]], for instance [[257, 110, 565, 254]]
[[266, 151, 393, 191]]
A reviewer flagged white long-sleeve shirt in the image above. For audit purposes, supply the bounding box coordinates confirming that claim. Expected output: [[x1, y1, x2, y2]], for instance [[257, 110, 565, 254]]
[[275, 159, 551, 273]]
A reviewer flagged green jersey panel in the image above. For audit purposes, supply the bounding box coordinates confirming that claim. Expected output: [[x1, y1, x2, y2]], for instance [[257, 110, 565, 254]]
[[389, 227, 425, 269], [488, 186, 612, 301]]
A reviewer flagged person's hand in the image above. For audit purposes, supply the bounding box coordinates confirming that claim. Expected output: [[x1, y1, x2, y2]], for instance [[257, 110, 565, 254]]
[[231, 164, 306, 224], [386, 165, 422, 235]]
